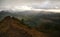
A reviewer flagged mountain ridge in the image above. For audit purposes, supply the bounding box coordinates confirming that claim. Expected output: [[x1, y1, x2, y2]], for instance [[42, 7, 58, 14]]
[[0, 16, 50, 37]]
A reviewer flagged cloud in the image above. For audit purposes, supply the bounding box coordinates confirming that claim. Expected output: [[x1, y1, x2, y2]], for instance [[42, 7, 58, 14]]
[[0, 0, 60, 10]]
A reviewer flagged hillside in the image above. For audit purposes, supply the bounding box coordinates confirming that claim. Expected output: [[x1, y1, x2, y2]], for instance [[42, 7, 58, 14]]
[[0, 11, 60, 37], [0, 16, 50, 37]]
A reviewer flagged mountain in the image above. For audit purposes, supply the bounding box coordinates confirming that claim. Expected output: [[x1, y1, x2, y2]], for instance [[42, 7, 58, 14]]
[[0, 10, 60, 37], [0, 16, 60, 37], [0, 10, 38, 20], [0, 10, 60, 27], [0, 16, 51, 37]]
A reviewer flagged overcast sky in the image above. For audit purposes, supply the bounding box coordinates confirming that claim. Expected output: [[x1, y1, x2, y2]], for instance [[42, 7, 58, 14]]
[[0, 0, 60, 10]]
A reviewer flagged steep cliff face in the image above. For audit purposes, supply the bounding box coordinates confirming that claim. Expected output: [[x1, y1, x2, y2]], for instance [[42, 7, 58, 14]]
[[0, 16, 50, 37]]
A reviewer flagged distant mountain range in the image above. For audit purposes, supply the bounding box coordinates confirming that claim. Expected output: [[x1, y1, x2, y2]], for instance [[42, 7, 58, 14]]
[[0, 10, 60, 27]]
